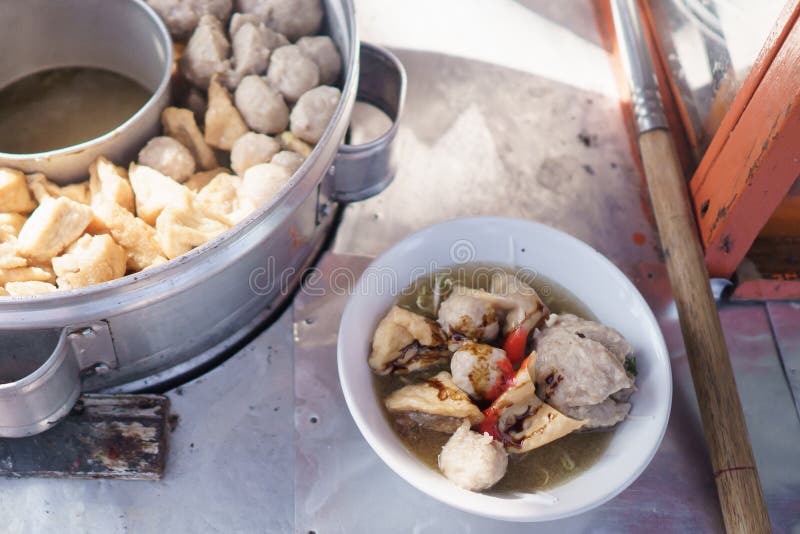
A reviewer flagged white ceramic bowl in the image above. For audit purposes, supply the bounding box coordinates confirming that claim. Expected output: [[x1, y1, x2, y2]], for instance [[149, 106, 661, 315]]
[[337, 217, 672, 522]]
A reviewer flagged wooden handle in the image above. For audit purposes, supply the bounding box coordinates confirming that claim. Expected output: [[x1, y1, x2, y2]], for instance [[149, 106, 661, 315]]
[[638, 129, 771, 534]]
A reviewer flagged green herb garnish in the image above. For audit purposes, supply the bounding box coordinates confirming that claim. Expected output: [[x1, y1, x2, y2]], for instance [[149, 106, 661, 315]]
[[624, 356, 638, 377]]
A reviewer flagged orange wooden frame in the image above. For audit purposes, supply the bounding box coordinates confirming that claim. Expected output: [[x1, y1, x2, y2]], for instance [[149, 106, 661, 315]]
[[689, 0, 800, 278]]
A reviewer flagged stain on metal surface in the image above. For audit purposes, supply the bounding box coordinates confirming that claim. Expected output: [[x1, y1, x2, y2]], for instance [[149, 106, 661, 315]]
[[0, 394, 169, 480]]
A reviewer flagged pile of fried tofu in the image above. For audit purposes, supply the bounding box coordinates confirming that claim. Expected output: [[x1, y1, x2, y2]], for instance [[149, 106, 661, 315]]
[[0, 111, 304, 297]]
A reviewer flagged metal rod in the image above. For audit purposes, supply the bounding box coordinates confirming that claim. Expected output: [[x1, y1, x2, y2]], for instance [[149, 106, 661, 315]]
[[610, 0, 668, 133]]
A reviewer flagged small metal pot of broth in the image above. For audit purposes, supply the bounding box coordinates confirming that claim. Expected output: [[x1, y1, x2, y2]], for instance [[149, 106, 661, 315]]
[[0, 0, 172, 183]]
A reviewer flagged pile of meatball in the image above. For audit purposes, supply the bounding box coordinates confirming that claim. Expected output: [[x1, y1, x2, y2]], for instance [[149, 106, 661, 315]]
[[146, 0, 343, 179]]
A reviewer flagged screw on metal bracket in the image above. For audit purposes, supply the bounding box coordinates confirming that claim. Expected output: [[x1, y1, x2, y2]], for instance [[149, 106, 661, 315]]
[[68, 321, 119, 375]]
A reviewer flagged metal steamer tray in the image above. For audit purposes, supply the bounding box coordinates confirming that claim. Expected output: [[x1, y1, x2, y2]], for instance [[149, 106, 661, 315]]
[[0, 0, 406, 439]]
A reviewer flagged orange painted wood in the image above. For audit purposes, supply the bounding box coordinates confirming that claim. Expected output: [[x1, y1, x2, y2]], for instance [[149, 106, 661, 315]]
[[690, 5, 800, 278], [732, 279, 800, 300], [691, 0, 800, 194]]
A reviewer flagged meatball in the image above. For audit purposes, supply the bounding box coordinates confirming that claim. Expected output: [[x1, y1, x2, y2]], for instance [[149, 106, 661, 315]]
[[297, 36, 342, 85], [235, 0, 322, 41], [230, 132, 281, 175], [438, 421, 507, 492], [229, 12, 261, 35], [138, 136, 196, 183], [270, 150, 304, 174], [450, 343, 513, 401], [290, 86, 340, 144], [147, 0, 232, 40], [234, 75, 289, 134], [490, 272, 547, 335], [180, 15, 231, 89], [266, 45, 320, 103], [229, 13, 289, 47], [437, 286, 501, 350], [228, 22, 271, 85]]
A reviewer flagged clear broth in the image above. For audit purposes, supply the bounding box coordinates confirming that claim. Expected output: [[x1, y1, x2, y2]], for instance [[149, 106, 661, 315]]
[[0, 67, 150, 154], [373, 263, 614, 493]]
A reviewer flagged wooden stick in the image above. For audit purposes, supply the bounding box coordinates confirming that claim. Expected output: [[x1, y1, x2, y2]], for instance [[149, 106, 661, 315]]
[[639, 130, 771, 533]]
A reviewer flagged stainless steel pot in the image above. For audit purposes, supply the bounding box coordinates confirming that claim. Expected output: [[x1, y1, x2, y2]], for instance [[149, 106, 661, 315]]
[[0, 0, 406, 437], [0, 0, 173, 183]]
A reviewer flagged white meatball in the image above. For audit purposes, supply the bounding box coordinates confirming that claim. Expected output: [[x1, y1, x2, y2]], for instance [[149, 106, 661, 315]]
[[235, 0, 322, 41], [270, 150, 304, 174], [437, 286, 501, 349], [138, 136, 196, 183], [290, 86, 340, 144], [438, 421, 507, 492], [230, 132, 281, 175], [234, 75, 289, 134], [266, 45, 320, 103], [229, 22, 271, 83], [147, 0, 232, 40], [180, 15, 231, 89], [297, 36, 342, 85], [229, 12, 260, 35], [230, 13, 289, 47], [451, 343, 512, 401], [240, 163, 292, 209]]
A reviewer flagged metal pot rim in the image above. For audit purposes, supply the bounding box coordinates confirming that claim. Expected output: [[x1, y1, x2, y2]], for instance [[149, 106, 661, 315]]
[[0, 0, 173, 163], [0, 0, 359, 314]]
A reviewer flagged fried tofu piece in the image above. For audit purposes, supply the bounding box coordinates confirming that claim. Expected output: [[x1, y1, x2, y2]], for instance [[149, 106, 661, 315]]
[[184, 167, 230, 192], [87, 158, 135, 235], [91, 200, 167, 271], [0, 168, 37, 213], [32, 260, 56, 282], [52, 234, 127, 290], [89, 156, 135, 213], [0, 286, 7, 296], [0, 265, 53, 285], [155, 201, 229, 259], [0, 213, 27, 237], [195, 173, 244, 225], [16, 197, 93, 262], [5, 281, 58, 296], [162, 107, 218, 170], [128, 164, 194, 226], [204, 76, 249, 150], [270, 150, 304, 174], [0, 238, 27, 269], [278, 131, 313, 158], [26, 173, 90, 205]]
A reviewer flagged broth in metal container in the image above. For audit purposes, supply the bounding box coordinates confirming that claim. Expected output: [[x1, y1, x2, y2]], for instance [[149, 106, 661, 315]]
[[0, 67, 150, 154]]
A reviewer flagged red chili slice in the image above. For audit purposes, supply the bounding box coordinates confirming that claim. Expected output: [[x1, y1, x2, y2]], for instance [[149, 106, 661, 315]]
[[502, 326, 529, 365]]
